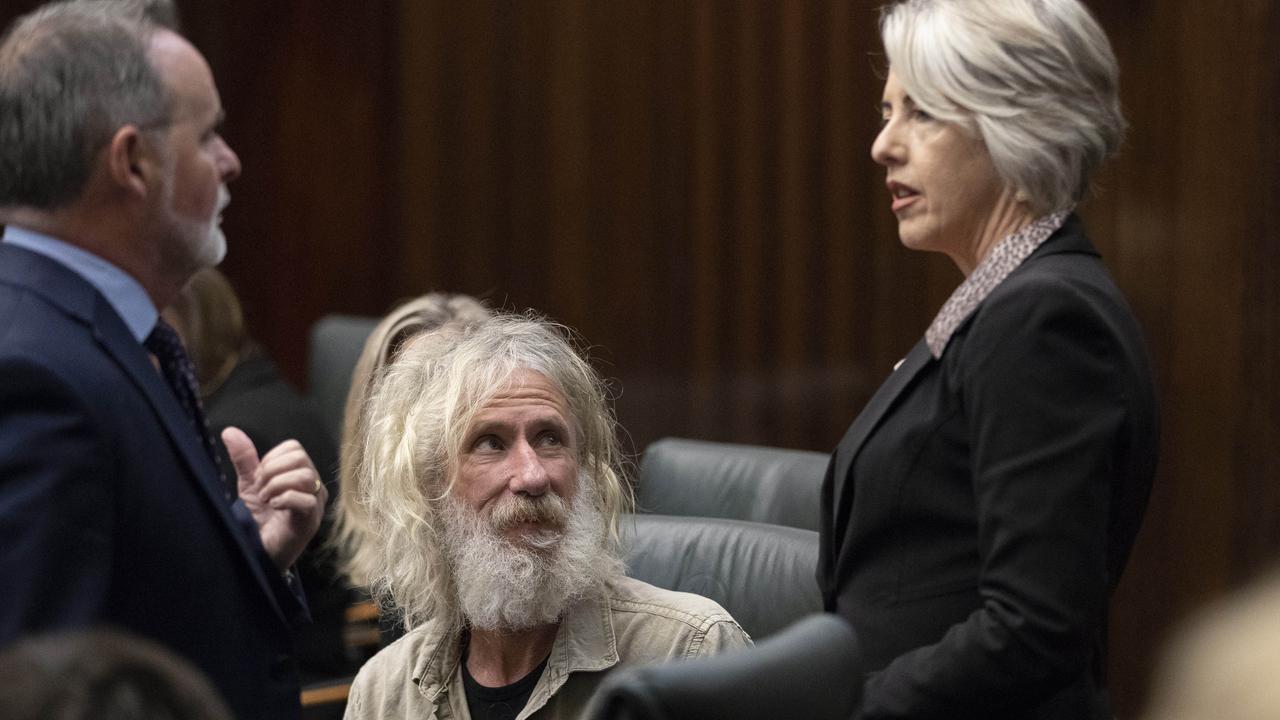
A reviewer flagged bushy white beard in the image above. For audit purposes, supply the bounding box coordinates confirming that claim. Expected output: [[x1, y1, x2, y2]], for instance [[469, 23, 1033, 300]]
[[441, 477, 620, 632]]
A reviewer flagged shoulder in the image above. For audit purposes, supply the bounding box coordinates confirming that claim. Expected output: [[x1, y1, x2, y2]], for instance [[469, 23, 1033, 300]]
[[957, 245, 1142, 372], [0, 346, 109, 452], [352, 622, 436, 688], [349, 620, 452, 712], [606, 576, 752, 660], [0, 285, 86, 356], [607, 575, 736, 624], [979, 223, 1132, 326], [1, 269, 120, 395]]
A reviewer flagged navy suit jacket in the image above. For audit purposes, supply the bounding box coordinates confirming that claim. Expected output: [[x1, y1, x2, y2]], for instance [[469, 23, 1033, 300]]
[[0, 243, 305, 720], [817, 216, 1158, 719]]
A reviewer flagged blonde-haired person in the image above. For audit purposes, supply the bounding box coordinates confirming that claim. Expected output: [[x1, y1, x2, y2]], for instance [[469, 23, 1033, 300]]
[[330, 293, 491, 590], [1143, 570, 1280, 720], [816, 1, 1158, 718], [344, 313, 749, 720]]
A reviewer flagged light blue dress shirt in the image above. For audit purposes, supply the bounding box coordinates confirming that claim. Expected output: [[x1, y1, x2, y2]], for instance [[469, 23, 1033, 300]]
[[2, 225, 157, 342]]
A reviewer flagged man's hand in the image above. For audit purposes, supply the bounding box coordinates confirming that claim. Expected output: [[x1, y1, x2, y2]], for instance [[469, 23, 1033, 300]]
[[222, 427, 326, 572]]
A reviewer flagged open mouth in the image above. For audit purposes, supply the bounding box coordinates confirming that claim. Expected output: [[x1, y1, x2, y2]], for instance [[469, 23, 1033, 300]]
[[887, 181, 920, 212]]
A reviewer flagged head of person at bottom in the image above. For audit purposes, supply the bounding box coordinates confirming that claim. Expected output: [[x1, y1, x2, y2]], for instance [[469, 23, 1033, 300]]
[[346, 312, 750, 719], [871, 0, 1125, 275]]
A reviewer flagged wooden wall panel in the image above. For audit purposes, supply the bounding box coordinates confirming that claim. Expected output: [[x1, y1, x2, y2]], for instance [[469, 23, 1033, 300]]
[[2, 1, 1277, 716]]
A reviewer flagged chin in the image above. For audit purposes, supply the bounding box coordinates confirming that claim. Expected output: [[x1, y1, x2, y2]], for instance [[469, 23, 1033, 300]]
[[895, 220, 945, 255], [188, 226, 227, 269], [204, 227, 227, 266], [896, 230, 932, 253]]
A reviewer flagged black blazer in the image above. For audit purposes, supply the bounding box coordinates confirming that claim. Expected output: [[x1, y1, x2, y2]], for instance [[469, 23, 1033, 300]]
[[0, 244, 306, 720], [817, 216, 1158, 720]]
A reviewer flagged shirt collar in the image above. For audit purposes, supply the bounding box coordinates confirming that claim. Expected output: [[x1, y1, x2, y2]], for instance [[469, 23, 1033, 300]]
[[409, 588, 620, 707], [924, 209, 1072, 359], [2, 225, 158, 342]]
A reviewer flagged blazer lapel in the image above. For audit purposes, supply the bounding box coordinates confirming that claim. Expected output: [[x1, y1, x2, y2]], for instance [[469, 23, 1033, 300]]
[[93, 299, 291, 620], [3, 243, 290, 621], [829, 339, 934, 533], [827, 214, 1092, 520], [88, 284, 289, 623], [92, 301, 223, 492]]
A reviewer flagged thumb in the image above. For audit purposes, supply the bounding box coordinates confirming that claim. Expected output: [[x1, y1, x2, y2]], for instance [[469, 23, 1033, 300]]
[[221, 426, 260, 492]]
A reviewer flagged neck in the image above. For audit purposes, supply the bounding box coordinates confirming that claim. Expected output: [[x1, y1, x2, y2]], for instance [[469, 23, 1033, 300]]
[[465, 622, 560, 687], [1, 205, 179, 309], [951, 191, 1038, 277]]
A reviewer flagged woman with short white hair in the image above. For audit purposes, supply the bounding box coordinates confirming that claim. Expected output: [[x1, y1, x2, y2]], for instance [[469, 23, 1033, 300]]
[[816, 1, 1159, 718]]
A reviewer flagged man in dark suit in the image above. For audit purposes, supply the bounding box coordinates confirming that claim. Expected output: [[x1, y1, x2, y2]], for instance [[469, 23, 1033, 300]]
[[0, 3, 327, 718]]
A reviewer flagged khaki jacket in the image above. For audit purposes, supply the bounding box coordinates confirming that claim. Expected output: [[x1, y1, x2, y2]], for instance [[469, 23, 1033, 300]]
[[344, 575, 752, 719]]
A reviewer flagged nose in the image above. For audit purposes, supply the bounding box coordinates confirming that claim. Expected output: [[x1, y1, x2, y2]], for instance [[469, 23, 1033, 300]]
[[218, 137, 241, 183], [506, 441, 550, 497], [871, 119, 901, 168]]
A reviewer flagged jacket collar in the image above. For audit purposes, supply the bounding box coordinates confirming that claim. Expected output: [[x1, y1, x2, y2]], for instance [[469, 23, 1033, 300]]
[[410, 586, 620, 713], [924, 210, 1072, 358], [2, 226, 156, 341]]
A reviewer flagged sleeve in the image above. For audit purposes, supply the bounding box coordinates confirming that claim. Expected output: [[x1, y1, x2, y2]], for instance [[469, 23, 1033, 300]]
[[859, 278, 1129, 718], [0, 357, 115, 641]]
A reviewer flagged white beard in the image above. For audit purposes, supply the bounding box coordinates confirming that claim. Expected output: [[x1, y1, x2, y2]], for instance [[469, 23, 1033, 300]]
[[441, 477, 620, 632], [191, 185, 229, 268], [166, 183, 229, 270]]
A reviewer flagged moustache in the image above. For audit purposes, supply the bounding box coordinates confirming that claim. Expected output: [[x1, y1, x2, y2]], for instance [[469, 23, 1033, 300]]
[[488, 493, 570, 534]]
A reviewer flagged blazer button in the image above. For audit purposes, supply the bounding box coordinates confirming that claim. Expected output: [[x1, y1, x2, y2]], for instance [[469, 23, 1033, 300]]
[[270, 654, 295, 681]]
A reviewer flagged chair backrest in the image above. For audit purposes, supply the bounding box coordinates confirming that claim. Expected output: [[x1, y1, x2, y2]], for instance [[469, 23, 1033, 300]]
[[307, 314, 379, 444], [587, 613, 861, 720], [619, 514, 821, 640], [635, 438, 829, 531]]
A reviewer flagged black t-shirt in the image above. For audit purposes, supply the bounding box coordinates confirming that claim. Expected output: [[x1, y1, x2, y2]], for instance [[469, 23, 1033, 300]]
[[461, 652, 549, 720]]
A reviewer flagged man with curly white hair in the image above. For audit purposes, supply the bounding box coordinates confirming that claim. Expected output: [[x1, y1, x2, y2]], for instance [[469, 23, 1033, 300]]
[[343, 313, 750, 720]]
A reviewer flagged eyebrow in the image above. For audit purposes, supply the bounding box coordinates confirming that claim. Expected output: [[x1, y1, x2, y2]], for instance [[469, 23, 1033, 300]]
[[879, 95, 918, 114], [467, 414, 572, 437]]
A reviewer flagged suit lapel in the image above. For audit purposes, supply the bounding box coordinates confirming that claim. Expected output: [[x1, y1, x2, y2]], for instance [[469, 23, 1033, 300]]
[[92, 301, 220, 493], [90, 299, 289, 622], [829, 339, 934, 533], [2, 242, 292, 624]]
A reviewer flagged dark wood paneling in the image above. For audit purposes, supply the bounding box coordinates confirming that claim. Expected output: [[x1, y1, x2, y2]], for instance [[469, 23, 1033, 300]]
[[3, 1, 1277, 716]]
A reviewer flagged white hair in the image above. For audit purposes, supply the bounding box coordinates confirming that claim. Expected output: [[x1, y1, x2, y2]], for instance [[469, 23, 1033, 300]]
[[356, 312, 632, 631], [880, 0, 1125, 213], [331, 293, 490, 587]]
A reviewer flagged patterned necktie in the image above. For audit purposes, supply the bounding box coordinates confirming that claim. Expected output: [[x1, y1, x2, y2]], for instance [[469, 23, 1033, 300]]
[[145, 319, 226, 492]]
